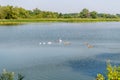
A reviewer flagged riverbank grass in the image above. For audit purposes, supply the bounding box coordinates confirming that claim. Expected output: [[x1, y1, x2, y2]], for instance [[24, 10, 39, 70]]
[[0, 18, 120, 25]]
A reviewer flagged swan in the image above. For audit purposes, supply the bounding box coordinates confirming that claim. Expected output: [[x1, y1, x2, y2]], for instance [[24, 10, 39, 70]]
[[39, 42, 42, 45], [47, 42, 52, 45], [59, 38, 62, 43]]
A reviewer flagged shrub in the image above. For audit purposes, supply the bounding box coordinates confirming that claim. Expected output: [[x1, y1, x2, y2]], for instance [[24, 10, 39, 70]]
[[0, 69, 24, 80], [96, 60, 120, 80]]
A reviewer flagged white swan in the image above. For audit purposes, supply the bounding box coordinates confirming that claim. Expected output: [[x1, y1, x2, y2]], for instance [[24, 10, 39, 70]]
[[39, 42, 42, 45], [47, 42, 52, 45], [58, 38, 62, 43]]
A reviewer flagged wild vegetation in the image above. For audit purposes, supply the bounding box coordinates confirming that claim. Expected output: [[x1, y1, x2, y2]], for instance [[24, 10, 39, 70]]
[[0, 69, 24, 80], [0, 5, 119, 19], [96, 60, 120, 80], [0, 5, 120, 25]]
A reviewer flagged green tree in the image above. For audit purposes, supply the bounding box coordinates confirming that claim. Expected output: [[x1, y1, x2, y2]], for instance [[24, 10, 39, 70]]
[[17, 7, 30, 18], [58, 13, 63, 18], [0, 6, 6, 19], [0, 5, 20, 19], [79, 8, 90, 18], [116, 14, 120, 18], [90, 11, 97, 18], [4, 6, 19, 19], [33, 8, 41, 15]]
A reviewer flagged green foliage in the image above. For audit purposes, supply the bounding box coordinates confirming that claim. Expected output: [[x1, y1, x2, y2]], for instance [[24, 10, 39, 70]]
[[0, 5, 59, 19], [17, 74, 24, 80], [98, 13, 118, 18], [33, 8, 41, 15], [96, 60, 120, 80], [106, 60, 119, 80], [0, 69, 14, 80], [0, 69, 24, 80], [96, 73, 105, 80], [0, 5, 30, 19], [0, 5, 120, 19], [62, 13, 79, 18], [17, 7, 30, 18], [90, 11, 98, 19], [79, 8, 90, 18]]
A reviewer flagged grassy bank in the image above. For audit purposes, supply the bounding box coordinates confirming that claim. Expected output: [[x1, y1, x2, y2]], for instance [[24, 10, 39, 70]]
[[0, 18, 120, 25]]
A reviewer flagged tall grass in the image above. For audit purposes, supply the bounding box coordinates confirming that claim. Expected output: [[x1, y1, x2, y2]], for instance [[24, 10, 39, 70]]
[[0, 18, 120, 25]]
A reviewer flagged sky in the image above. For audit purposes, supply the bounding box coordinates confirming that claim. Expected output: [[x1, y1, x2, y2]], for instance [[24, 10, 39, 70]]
[[0, 0, 120, 14]]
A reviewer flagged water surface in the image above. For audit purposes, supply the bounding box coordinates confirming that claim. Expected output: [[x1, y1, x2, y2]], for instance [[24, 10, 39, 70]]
[[0, 22, 120, 80]]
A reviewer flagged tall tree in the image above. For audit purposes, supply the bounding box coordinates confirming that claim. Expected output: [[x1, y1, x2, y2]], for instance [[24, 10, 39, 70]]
[[79, 8, 90, 18], [90, 11, 97, 18], [33, 8, 41, 15]]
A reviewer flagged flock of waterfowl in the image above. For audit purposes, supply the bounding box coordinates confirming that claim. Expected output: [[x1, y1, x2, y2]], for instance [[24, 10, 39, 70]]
[[39, 38, 94, 48], [39, 38, 71, 46]]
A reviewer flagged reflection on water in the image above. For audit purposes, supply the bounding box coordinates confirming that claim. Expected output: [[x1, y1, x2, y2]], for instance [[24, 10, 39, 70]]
[[0, 23, 120, 80]]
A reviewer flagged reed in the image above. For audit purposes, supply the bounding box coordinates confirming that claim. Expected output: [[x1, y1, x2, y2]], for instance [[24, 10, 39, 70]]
[[0, 22, 22, 25], [0, 18, 120, 25]]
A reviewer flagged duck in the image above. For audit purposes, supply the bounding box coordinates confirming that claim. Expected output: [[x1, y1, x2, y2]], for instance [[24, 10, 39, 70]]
[[84, 42, 93, 48], [87, 44, 93, 48], [63, 41, 71, 45]]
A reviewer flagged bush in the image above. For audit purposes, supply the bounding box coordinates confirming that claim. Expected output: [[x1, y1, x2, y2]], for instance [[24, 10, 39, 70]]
[[96, 60, 120, 80], [0, 69, 24, 80]]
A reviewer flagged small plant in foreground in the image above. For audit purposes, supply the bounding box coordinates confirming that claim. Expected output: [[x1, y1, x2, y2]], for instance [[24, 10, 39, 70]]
[[96, 60, 120, 80], [0, 69, 24, 80]]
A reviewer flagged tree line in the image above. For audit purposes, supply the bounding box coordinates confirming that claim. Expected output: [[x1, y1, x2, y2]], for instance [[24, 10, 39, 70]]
[[0, 5, 120, 19]]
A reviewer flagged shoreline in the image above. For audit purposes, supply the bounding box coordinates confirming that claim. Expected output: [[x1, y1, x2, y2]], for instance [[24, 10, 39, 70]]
[[0, 18, 120, 25]]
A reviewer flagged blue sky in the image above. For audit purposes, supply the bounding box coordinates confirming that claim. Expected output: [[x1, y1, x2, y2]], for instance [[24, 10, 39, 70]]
[[0, 0, 120, 14]]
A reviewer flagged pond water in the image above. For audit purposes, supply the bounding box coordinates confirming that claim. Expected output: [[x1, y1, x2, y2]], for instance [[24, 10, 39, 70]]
[[0, 22, 120, 80]]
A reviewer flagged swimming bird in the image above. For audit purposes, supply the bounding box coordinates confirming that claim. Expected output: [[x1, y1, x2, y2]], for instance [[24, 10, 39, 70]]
[[58, 38, 62, 43], [63, 41, 71, 45], [47, 42, 52, 45], [87, 44, 93, 48], [84, 42, 93, 48], [39, 42, 42, 45]]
